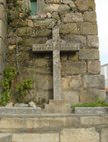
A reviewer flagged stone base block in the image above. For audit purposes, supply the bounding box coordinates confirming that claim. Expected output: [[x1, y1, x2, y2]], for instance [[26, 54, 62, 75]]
[[0, 134, 12, 142], [61, 128, 99, 142], [44, 100, 72, 113], [12, 133, 59, 142], [101, 128, 108, 142]]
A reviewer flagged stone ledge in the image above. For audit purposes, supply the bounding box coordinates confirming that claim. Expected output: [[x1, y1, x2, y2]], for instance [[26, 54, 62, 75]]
[[75, 107, 108, 115]]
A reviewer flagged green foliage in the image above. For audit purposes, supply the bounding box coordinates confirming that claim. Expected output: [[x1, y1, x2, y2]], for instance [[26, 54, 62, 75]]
[[0, 67, 17, 106], [0, 67, 33, 106], [72, 100, 108, 111], [15, 79, 32, 103]]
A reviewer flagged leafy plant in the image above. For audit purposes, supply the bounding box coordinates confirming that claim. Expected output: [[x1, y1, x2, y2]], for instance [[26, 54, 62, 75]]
[[0, 67, 17, 106], [15, 79, 32, 103], [0, 67, 33, 105]]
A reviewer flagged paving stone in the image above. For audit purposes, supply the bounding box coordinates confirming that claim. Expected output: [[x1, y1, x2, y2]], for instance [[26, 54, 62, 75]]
[[80, 116, 108, 126], [0, 134, 12, 142], [12, 133, 59, 142], [101, 128, 108, 142], [61, 128, 99, 142]]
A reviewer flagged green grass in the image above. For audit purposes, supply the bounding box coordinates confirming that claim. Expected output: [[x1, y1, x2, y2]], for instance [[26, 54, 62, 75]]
[[72, 100, 108, 111]]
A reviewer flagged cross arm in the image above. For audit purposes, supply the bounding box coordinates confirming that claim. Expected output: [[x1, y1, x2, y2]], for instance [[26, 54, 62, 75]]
[[59, 40, 80, 51], [32, 41, 53, 52]]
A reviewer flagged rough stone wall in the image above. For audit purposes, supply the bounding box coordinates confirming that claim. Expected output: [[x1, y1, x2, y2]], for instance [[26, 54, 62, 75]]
[[7, 0, 106, 105], [0, 0, 7, 92], [0, 114, 107, 142]]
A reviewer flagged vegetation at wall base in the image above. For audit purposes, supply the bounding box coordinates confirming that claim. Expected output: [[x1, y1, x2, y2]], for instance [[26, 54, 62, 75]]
[[0, 67, 33, 106], [72, 100, 108, 111]]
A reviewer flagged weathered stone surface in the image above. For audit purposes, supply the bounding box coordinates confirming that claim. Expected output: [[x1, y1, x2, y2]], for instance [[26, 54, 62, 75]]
[[0, 115, 80, 129], [45, 100, 72, 113], [62, 62, 86, 75], [84, 11, 96, 22], [36, 74, 53, 90], [60, 23, 79, 34], [0, 134, 12, 142], [34, 19, 55, 29], [79, 22, 98, 35], [44, 4, 70, 13], [63, 35, 86, 47], [12, 133, 59, 142], [62, 0, 76, 9], [83, 75, 105, 89], [80, 116, 108, 125], [0, 4, 6, 20], [62, 91, 79, 104], [75, 107, 108, 115], [14, 103, 29, 107], [0, 20, 6, 38], [63, 12, 83, 23], [88, 60, 100, 74], [0, 107, 41, 115], [69, 75, 82, 89], [45, 0, 61, 4], [80, 88, 106, 103], [79, 49, 99, 60], [61, 128, 99, 142], [87, 35, 99, 48], [53, 50, 61, 100], [62, 75, 82, 90], [75, 0, 95, 11], [101, 128, 108, 142], [0, 0, 6, 5]]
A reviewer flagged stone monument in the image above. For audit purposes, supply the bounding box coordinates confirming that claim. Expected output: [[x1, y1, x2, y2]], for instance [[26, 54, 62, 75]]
[[0, 0, 106, 109], [0, 1, 108, 142]]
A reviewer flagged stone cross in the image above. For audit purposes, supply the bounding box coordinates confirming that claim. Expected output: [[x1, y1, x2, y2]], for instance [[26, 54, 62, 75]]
[[32, 26, 79, 100]]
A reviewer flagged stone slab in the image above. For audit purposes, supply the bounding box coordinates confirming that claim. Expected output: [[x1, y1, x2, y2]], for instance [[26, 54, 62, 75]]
[[75, 107, 108, 115], [0, 134, 12, 142], [0, 107, 41, 115], [101, 128, 108, 142], [0, 115, 80, 130], [60, 128, 99, 142], [12, 133, 59, 142], [80, 116, 108, 126]]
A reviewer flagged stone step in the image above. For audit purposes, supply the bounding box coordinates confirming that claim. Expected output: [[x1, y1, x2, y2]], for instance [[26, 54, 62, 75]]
[[0, 114, 80, 132], [10, 132, 59, 142], [0, 134, 12, 142], [75, 107, 108, 114], [0, 107, 41, 115]]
